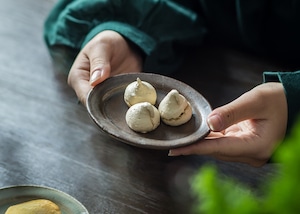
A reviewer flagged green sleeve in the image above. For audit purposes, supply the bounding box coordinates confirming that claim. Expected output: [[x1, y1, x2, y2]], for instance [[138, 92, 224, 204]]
[[263, 71, 300, 132], [44, 0, 207, 74]]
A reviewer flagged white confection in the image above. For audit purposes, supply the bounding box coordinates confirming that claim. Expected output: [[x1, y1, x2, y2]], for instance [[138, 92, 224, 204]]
[[126, 102, 160, 133], [158, 89, 192, 126], [124, 78, 157, 107]]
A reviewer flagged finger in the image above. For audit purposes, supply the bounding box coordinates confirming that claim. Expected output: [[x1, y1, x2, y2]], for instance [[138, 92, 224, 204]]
[[207, 87, 265, 132], [73, 79, 91, 107], [168, 136, 267, 167], [169, 137, 233, 157], [88, 44, 111, 87], [168, 134, 260, 158], [67, 53, 92, 106]]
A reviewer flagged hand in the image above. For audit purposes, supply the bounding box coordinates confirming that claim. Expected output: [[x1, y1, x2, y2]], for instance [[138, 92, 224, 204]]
[[68, 30, 143, 106], [169, 82, 288, 167]]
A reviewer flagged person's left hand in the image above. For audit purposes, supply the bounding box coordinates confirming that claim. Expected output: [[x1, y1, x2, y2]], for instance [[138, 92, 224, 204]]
[[169, 82, 288, 167]]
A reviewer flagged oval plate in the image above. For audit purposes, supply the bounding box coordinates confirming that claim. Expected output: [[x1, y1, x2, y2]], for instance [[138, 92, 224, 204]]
[[0, 185, 89, 214], [87, 73, 212, 149]]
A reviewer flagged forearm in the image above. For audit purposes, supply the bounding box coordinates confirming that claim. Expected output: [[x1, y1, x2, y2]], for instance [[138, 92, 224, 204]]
[[44, 0, 207, 74]]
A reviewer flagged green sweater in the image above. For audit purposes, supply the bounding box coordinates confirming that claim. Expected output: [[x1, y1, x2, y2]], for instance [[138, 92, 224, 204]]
[[44, 0, 300, 131]]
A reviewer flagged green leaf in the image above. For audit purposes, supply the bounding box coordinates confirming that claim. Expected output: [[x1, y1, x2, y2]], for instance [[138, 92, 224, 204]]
[[191, 116, 300, 214]]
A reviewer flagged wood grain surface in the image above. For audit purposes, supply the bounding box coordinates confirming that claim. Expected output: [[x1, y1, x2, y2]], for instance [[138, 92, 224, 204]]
[[0, 0, 284, 213]]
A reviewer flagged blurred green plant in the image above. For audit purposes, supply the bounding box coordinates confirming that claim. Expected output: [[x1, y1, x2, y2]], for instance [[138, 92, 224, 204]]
[[191, 117, 300, 214]]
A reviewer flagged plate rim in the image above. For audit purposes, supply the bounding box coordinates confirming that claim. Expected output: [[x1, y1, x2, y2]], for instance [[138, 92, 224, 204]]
[[87, 73, 212, 149], [0, 185, 89, 214]]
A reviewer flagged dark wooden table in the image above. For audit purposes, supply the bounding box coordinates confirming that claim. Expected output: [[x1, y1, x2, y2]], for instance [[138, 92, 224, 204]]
[[0, 0, 285, 213]]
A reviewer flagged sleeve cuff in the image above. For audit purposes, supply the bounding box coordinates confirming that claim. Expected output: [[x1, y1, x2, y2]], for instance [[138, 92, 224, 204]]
[[263, 71, 300, 132], [263, 71, 280, 82], [81, 21, 156, 56]]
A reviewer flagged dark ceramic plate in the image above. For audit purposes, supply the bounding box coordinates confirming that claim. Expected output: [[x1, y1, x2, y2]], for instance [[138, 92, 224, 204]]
[[0, 185, 89, 214], [87, 73, 212, 149]]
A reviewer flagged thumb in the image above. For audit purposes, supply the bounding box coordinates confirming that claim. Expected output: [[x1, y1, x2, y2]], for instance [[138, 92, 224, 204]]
[[207, 88, 263, 131], [90, 66, 110, 87], [89, 53, 111, 87]]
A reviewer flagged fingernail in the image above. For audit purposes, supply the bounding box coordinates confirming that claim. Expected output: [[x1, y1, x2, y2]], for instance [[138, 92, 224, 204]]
[[207, 114, 223, 131], [90, 69, 103, 84], [168, 150, 178, 156]]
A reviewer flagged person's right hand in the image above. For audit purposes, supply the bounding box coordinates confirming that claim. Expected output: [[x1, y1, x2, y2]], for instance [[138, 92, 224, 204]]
[[169, 82, 288, 167], [68, 30, 143, 106]]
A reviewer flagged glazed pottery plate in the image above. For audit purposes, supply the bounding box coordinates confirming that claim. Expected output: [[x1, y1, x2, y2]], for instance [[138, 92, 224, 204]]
[[87, 73, 212, 149], [0, 185, 89, 214]]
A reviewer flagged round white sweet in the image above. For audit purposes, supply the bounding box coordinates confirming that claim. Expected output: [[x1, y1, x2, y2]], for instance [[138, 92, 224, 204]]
[[124, 78, 157, 107], [158, 89, 192, 126], [125, 102, 160, 133]]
